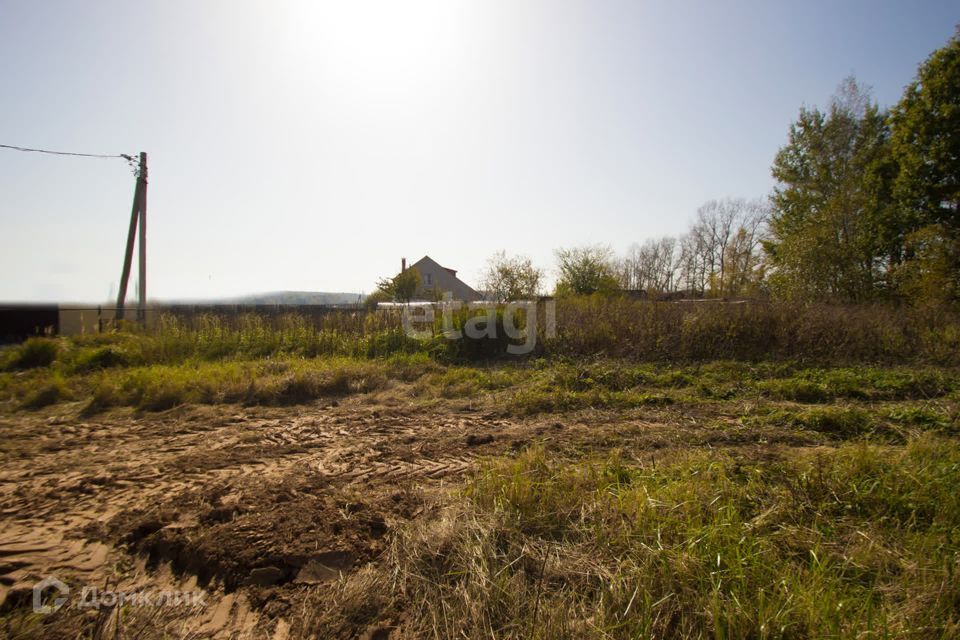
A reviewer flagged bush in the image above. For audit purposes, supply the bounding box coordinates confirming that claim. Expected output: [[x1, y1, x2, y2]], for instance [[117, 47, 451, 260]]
[[7, 338, 59, 370], [23, 300, 960, 370], [20, 376, 68, 409], [72, 345, 133, 371], [550, 298, 960, 364]]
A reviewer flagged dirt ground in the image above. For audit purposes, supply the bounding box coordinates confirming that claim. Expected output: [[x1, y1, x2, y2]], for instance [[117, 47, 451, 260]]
[[0, 389, 807, 639]]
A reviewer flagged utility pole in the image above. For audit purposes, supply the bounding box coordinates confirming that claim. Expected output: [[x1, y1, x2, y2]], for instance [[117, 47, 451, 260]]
[[116, 152, 148, 322], [137, 152, 148, 323]]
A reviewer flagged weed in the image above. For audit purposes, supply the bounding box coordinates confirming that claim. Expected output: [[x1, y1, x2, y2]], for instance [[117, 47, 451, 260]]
[[5, 338, 59, 370], [311, 437, 960, 638], [72, 345, 133, 371], [19, 375, 68, 409]]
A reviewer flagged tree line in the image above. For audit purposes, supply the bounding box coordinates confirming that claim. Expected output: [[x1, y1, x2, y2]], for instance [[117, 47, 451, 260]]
[[376, 30, 959, 305], [767, 30, 959, 304]]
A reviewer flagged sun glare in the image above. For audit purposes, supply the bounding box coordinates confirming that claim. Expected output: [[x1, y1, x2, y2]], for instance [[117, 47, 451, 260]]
[[269, 1, 470, 104]]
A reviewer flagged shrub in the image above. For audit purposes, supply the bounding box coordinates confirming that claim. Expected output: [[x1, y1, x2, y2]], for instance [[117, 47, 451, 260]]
[[550, 298, 960, 364], [81, 380, 121, 415], [72, 345, 133, 371], [7, 338, 59, 370], [20, 376, 68, 409]]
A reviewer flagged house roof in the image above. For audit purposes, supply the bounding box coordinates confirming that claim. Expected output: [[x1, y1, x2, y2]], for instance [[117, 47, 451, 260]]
[[408, 255, 480, 300]]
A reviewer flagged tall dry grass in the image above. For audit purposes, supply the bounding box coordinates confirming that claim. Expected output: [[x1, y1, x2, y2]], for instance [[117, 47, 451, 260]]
[[547, 298, 960, 364], [302, 436, 960, 638]]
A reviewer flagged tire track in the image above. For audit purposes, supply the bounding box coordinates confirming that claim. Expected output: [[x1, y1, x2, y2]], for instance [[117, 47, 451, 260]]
[[0, 403, 508, 623]]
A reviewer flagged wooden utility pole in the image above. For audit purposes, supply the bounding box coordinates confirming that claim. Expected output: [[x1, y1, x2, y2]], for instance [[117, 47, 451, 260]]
[[116, 152, 148, 322], [137, 153, 148, 323]]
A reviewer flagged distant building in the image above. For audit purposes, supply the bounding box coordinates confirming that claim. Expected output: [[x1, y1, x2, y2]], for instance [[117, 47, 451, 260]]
[[401, 256, 482, 302]]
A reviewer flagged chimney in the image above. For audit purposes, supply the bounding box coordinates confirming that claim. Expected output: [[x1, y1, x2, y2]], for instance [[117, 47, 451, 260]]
[[401, 257, 407, 272]]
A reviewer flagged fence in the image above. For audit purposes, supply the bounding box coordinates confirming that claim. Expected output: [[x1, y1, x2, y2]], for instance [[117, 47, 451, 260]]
[[0, 303, 368, 342]]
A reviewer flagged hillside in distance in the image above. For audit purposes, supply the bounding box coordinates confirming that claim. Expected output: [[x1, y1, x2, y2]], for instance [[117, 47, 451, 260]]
[[165, 291, 364, 306]]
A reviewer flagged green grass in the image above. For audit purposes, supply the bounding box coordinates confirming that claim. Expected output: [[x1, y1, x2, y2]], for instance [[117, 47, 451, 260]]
[[3, 333, 959, 430], [73, 355, 442, 413], [19, 374, 69, 409], [2, 337, 60, 370], [745, 406, 878, 438], [308, 437, 960, 638], [4, 313, 960, 638], [411, 366, 527, 398], [496, 360, 959, 417]]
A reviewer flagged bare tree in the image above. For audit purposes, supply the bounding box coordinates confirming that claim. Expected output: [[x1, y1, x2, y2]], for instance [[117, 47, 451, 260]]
[[678, 225, 711, 296], [679, 198, 768, 297], [619, 237, 678, 294]]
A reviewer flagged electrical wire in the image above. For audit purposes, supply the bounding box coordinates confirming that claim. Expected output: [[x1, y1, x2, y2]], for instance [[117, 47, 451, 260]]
[[0, 143, 134, 162]]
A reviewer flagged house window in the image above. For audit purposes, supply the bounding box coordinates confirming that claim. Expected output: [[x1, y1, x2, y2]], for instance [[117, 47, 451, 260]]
[[425, 273, 432, 286]]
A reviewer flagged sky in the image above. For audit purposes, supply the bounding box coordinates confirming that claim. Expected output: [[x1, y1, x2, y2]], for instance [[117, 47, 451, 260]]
[[0, 0, 957, 302]]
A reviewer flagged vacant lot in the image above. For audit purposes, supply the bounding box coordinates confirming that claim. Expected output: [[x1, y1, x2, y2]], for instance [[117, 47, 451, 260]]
[[1, 326, 959, 638]]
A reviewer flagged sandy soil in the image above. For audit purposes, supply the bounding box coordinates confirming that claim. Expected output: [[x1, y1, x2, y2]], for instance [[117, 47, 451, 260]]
[[0, 392, 612, 638], [0, 390, 804, 639]]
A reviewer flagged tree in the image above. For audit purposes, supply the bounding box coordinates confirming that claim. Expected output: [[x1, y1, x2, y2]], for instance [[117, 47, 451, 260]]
[[375, 267, 421, 303], [364, 289, 393, 310], [718, 201, 768, 296], [554, 245, 622, 296], [619, 237, 678, 295], [766, 78, 895, 301], [677, 226, 711, 296], [481, 251, 543, 302], [677, 198, 768, 297], [894, 224, 960, 304], [891, 29, 960, 231], [890, 29, 960, 303]]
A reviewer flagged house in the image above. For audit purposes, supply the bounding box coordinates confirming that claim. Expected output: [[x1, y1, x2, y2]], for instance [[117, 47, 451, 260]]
[[402, 256, 482, 302]]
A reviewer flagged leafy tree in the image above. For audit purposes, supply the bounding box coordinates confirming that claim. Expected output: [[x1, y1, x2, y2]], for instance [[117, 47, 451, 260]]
[[890, 29, 960, 303], [721, 224, 768, 297], [891, 29, 960, 230], [481, 251, 543, 302], [894, 224, 960, 304], [364, 288, 393, 310], [375, 268, 421, 303], [554, 245, 622, 296], [766, 78, 895, 301]]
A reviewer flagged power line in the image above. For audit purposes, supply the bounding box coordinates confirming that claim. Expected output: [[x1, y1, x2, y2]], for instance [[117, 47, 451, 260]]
[[0, 143, 133, 161]]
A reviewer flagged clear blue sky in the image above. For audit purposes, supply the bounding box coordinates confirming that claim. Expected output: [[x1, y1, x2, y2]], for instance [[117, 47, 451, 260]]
[[1, 0, 957, 302]]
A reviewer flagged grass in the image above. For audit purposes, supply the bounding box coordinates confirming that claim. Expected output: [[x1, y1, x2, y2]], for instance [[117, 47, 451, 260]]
[[74, 355, 442, 413], [6, 298, 960, 374], [498, 361, 959, 418], [303, 437, 960, 639], [19, 374, 69, 410], [550, 298, 960, 364], [3, 308, 960, 638], [2, 331, 959, 429], [2, 337, 60, 370]]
